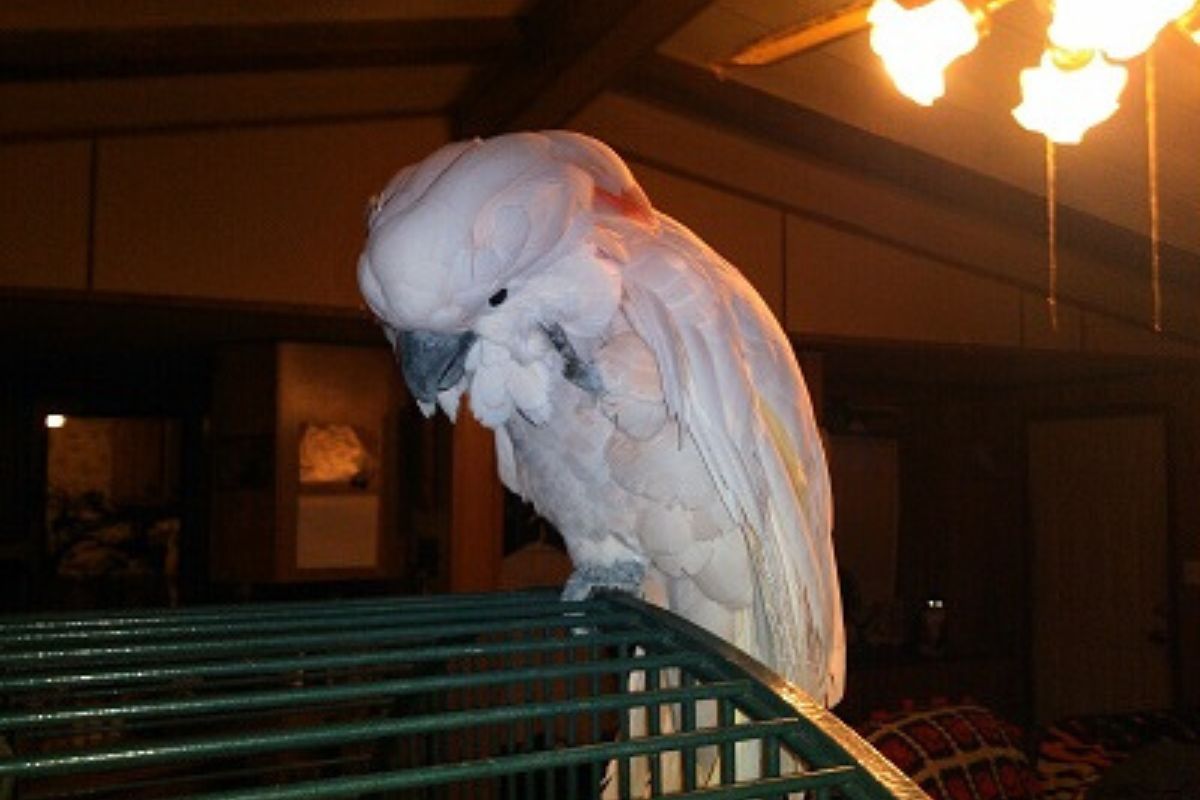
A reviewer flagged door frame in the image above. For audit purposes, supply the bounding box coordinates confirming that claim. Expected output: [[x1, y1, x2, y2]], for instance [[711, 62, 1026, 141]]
[[25, 352, 211, 610]]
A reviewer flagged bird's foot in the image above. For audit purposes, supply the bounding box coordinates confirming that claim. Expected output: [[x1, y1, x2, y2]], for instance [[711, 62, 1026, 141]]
[[561, 561, 646, 602], [562, 561, 646, 636]]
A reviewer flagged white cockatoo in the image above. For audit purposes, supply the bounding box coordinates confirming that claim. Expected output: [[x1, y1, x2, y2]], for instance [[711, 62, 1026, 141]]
[[358, 130, 845, 710]]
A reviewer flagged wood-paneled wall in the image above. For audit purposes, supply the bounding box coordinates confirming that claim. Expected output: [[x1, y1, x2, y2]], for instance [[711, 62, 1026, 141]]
[[0, 141, 91, 290], [1, 117, 447, 308], [94, 122, 446, 307]]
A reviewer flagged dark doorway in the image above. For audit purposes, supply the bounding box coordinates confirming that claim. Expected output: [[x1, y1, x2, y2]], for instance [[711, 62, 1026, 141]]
[[43, 415, 185, 609], [1, 349, 211, 612]]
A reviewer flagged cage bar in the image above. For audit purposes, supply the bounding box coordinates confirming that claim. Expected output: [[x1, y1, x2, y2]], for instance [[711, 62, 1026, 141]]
[[0, 590, 926, 799]]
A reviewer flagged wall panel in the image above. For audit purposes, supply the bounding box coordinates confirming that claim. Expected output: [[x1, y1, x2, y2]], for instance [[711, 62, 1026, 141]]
[[0, 141, 91, 290], [94, 118, 447, 308], [786, 216, 1022, 346]]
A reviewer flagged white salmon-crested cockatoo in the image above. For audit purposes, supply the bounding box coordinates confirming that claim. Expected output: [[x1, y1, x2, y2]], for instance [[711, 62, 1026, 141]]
[[358, 131, 845, 711]]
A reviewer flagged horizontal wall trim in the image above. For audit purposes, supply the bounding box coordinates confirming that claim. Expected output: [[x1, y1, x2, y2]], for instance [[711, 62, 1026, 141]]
[[0, 107, 449, 146], [0, 287, 384, 346]]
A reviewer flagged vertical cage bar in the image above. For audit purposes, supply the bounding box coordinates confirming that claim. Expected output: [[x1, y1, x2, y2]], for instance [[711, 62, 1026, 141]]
[[565, 643, 579, 800], [719, 697, 735, 785], [617, 640, 631, 800], [681, 670, 697, 793], [646, 665, 662, 797], [590, 639, 602, 794]]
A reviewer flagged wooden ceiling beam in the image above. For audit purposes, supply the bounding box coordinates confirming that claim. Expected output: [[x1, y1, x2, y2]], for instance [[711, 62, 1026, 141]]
[[0, 18, 521, 81], [453, 0, 714, 138]]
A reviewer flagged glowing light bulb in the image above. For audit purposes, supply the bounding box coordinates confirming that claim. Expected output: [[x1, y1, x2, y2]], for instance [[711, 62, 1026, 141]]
[[45, 414, 66, 429], [1049, 0, 1194, 61], [1012, 49, 1128, 144], [868, 0, 981, 106]]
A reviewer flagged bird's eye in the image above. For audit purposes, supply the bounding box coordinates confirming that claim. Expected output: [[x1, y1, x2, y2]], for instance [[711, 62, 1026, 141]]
[[488, 288, 508, 307]]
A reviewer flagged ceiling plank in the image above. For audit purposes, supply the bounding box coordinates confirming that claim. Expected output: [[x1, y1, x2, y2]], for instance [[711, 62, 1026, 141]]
[[454, 0, 715, 137], [0, 19, 520, 81], [622, 54, 1200, 287]]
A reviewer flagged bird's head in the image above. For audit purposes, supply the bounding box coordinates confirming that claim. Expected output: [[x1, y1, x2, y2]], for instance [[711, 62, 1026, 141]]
[[358, 131, 655, 427]]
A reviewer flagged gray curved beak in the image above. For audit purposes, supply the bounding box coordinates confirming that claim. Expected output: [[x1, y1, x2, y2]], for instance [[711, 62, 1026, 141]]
[[396, 330, 477, 403]]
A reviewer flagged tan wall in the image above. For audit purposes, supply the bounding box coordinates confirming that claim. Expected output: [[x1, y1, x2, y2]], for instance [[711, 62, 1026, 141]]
[[1, 116, 448, 310], [786, 216, 1023, 347], [0, 141, 92, 290], [93, 120, 445, 307]]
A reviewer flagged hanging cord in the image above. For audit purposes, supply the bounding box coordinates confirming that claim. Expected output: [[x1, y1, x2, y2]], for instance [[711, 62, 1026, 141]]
[[1045, 136, 1058, 331], [1146, 48, 1163, 333]]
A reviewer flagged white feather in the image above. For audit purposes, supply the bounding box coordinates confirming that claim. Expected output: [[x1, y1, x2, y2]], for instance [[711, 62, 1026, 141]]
[[507, 360, 552, 425], [436, 386, 463, 421], [618, 215, 845, 705]]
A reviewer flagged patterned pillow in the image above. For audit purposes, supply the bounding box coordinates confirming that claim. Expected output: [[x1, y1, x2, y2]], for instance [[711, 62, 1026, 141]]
[[1035, 725, 1113, 800], [1035, 709, 1200, 800], [857, 704, 1039, 800]]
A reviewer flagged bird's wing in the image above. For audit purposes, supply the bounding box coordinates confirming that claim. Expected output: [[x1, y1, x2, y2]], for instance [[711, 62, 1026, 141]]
[[617, 214, 845, 705]]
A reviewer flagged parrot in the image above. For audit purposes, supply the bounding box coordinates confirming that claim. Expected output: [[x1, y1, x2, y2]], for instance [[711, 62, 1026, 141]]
[[357, 131, 845, 714]]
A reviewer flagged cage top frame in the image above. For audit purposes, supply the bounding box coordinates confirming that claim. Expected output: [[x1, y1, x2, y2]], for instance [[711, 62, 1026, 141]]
[[0, 590, 926, 800]]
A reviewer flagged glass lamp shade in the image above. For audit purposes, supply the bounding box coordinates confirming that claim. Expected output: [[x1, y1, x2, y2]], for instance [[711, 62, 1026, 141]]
[[1012, 50, 1128, 144], [1049, 0, 1194, 61], [868, 0, 981, 106], [1177, 3, 1200, 44]]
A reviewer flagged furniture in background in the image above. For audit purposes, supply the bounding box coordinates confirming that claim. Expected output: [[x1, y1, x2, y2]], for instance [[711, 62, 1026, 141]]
[[854, 702, 1200, 800]]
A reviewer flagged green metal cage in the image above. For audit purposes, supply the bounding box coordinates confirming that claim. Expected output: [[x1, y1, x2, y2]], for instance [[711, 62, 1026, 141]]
[[0, 591, 924, 799]]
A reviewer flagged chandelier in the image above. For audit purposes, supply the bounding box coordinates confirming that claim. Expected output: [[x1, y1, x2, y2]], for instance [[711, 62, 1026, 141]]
[[869, 0, 1200, 327], [867, 0, 1199, 143], [730, 0, 1200, 145]]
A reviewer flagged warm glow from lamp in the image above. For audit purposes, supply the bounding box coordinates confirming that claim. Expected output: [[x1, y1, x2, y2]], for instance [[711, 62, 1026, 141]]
[[1048, 0, 1194, 61], [1013, 49, 1127, 144], [45, 414, 66, 429], [868, 0, 981, 106], [1178, 2, 1200, 43]]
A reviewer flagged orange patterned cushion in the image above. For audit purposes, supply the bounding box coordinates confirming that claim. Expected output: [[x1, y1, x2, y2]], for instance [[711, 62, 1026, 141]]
[[857, 704, 1038, 800], [1035, 710, 1200, 800]]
